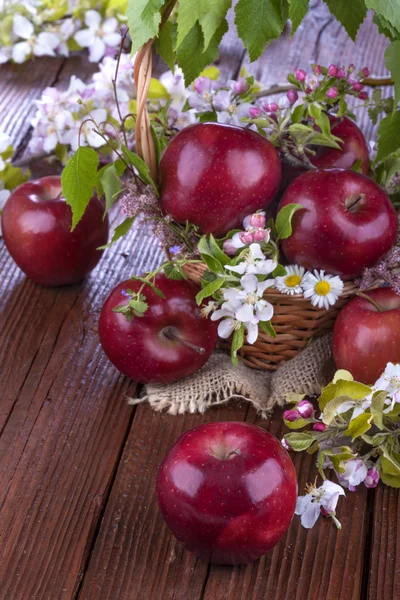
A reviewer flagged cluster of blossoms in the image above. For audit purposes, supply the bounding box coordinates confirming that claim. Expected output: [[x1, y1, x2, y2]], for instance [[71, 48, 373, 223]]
[[283, 363, 400, 529], [291, 63, 370, 103], [0, 1, 124, 64], [223, 211, 345, 310], [29, 53, 135, 156]]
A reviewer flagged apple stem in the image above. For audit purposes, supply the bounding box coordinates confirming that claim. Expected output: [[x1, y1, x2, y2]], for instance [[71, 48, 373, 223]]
[[356, 291, 384, 312], [346, 194, 364, 212], [163, 327, 206, 354]]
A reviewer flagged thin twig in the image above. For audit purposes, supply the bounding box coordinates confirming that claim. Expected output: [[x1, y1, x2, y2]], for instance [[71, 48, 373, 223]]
[[113, 28, 129, 148], [255, 76, 394, 99]]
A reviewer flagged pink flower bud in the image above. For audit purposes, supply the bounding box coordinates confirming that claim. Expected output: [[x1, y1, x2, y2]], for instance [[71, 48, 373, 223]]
[[364, 468, 379, 489], [297, 399, 314, 419], [240, 231, 254, 245], [321, 507, 331, 517], [249, 213, 266, 228], [234, 78, 249, 94], [313, 64, 322, 76], [347, 76, 357, 86], [326, 86, 338, 99], [194, 76, 212, 95], [361, 67, 370, 78], [223, 239, 238, 255], [348, 63, 355, 73], [281, 438, 290, 450], [336, 67, 346, 79], [262, 101, 278, 113], [305, 87, 312, 94], [313, 422, 326, 432], [253, 229, 267, 241], [283, 409, 300, 422], [287, 89, 299, 104], [359, 91, 368, 101], [249, 107, 262, 118], [294, 69, 306, 82], [327, 64, 338, 77], [352, 82, 364, 92]]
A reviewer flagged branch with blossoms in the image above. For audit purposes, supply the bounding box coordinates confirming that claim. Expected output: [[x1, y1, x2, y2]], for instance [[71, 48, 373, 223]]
[[282, 364, 400, 529], [0, 1, 125, 64]]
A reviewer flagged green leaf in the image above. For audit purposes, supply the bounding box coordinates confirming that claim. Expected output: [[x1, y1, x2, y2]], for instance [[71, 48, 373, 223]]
[[323, 0, 367, 40], [176, 19, 228, 85], [198, 236, 224, 273], [288, 0, 309, 34], [200, 65, 220, 79], [259, 320, 276, 338], [308, 102, 321, 120], [385, 41, 400, 107], [98, 160, 126, 213], [163, 261, 188, 280], [272, 264, 286, 277], [127, 0, 165, 54], [324, 447, 357, 473], [235, 0, 287, 62], [366, 0, 400, 34], [99, 217, 134, 249], [199, 0, 231, 49], [195, 277, 225, 304], [291, 104, 306, 123], [382, 447, 400, 476], [322, 395, 354, 425], [376, 111, 400, 163], [284, 432, 315, 451], [208, 234, 231, 266], [370, 390, 386, 430], [155, 21, 177, 70], [319, 379, 371, 411], [61, 146, 99, 230], [380, 471, 400, 487], [148, 78, 170, 100], [121, 145, 158, 192], [373, 12, 400, 41], [231, 325, 244, 366], [343, 412, 373, 440], [275, 203, 303, 240], [283, 417, 312, 430], [333, 370, 354, 383]]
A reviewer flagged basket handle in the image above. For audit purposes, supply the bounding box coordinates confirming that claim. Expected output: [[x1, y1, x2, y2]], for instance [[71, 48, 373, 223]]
[[133, 41, 158, 182]]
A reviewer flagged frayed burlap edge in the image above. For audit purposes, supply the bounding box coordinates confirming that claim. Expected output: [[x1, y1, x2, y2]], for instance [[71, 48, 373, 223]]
[[128, 334, 335, 418]]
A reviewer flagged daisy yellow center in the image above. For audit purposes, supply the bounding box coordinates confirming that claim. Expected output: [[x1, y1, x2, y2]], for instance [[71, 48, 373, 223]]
[[285, 274, 301, 287], [315, 281, 331, 296]]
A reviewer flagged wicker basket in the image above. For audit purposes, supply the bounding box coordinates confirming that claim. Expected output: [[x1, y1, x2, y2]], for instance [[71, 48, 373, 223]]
[[133, 42, 367, 371]]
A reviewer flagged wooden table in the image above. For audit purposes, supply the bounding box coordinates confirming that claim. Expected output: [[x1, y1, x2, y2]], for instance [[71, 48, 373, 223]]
[[1, 4, 398, 599]]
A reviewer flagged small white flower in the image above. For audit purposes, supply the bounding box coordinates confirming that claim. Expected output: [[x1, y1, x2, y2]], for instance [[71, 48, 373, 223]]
[[275, 265, 306, 295], [295, 480, 345, 529], [12, 14, 60, 63], [67, 108, 108, 151], [338, 459, 368, 492], [373, 363, 400, 412], [74, 10, 120, 63], [302, 270, 344, 309], [223, 274, 274, 324], [226, 243, 277, 276]]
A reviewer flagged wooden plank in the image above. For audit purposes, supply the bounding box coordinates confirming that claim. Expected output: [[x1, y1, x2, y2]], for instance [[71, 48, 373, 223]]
[[0, 212, 164, 598], [0, 57, 65, 153], [78, 404, 250, 600]]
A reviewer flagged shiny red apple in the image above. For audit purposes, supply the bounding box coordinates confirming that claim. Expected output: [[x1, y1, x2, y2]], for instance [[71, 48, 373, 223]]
[[279, 169, 398, 279], [160, 122, 282, 237], [156, 421, 297, 565], [333, 288, 400, 384], [99, 274, 218, 384], [1, 175, 108, 286], [280, 116, 370, 195]]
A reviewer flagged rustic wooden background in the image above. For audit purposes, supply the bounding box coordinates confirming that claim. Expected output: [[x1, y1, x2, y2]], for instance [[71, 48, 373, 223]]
[[0, 2, 397, 599]]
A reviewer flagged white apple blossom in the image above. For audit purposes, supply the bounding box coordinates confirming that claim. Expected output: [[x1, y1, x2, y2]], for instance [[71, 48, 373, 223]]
[[211, 300, 259, 345], [56, 18, 76, 57], [337, 459, 368, 492], [67, 107, 108, 151], [223, 274, 274, 323], [12, 14, 60, 63], [213, 89, 253, 126], [295, 480, 345, 529], [225, 243, 277, 276], [74, 10, 121, 63]]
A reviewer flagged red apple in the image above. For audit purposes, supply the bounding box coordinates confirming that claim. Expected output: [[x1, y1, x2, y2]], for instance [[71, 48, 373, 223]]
[[280, 116, 369, 192], [279, 169, 398, 279], [1, 175, 108, 286], [156, 421, 297, 565], [99, 274, 218, 384], [333, 288, 400, 384], [160, 123, 282, 237]]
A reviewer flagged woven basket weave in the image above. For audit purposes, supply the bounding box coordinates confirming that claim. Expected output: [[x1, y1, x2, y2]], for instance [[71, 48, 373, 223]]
[[133, 41, 366, 371]]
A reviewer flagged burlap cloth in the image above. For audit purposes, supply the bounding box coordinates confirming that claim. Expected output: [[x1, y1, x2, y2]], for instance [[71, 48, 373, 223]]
[[129, 334, 335, 418]]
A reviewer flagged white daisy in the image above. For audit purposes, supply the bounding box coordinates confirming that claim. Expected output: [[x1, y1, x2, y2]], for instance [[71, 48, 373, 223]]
[[302, 270, 344, 310], [275, 265, 305, 295]]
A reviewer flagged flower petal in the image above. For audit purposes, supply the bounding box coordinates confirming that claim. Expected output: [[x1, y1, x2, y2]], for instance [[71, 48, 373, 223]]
[[88, 37, 106, 62], [236, 303, 255, 323], [218, 318, 235, 339], [240, 273, 258, 293], [246, 322, 259, 344], [13, 15, 34, 39], [226, 263, 247, 275], [85, 9, 102, 29]]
